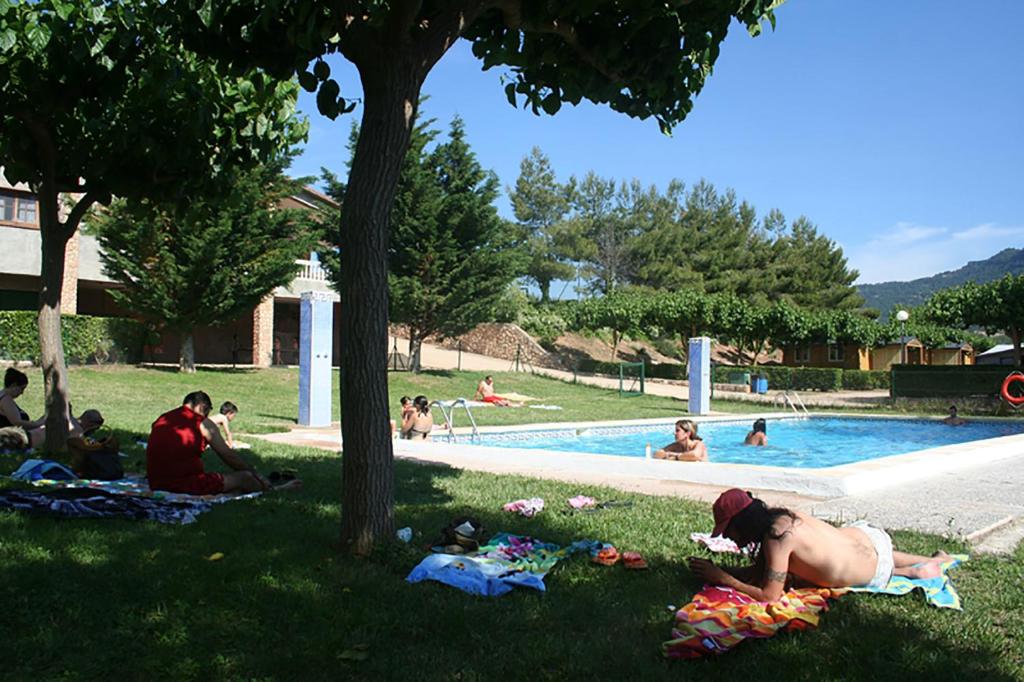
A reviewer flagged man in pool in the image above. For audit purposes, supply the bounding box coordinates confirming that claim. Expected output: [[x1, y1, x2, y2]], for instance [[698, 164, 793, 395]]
[[687, 489, 949, 602], [654, 419, 708, 462], [942, 404, 967, 426], [744, 418, 767, 446]]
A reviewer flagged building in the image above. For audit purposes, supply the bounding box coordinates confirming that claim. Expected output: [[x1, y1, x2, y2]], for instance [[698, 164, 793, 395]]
[[0, 172, 340, 366], [976, 344, 1018, 366], [782, 337, 973, 372]]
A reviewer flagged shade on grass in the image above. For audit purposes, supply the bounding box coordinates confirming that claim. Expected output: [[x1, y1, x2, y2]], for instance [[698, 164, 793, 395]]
[[0, 366, 1020, 679]]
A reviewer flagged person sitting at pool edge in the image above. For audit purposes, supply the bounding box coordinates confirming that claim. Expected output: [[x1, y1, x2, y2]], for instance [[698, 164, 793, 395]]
[[942, 404, 967, 426], [687, 489, 950, 602], [147, 391, 301, 494], [402, 395, 435, 440], [654, 419, 708, 462], [745, 418, 768, 446]]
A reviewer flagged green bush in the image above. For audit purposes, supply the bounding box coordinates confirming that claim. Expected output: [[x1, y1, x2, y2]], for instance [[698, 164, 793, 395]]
[[652, 336, 683, 360], [0, 311, 146, 364], [647, 363, 687, 380], [791, 367, 843, 391], [842, 369, 891, 390], [517, 306, 568, 346], [892, 365, 1020, 398]]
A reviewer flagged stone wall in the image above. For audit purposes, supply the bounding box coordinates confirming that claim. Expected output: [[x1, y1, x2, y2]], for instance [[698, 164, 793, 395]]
[[391, 322, 565, 370]]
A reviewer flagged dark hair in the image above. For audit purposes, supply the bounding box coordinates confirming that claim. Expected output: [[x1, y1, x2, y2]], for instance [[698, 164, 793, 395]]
[[183, 391, 213, 412], [948, 405, 958, 412], [400, 396, 412, 406], [413, 395, 429, 414], [4, 368, 28, 388], [726, 495, 798, 572], [753, 418, 767, 434], [485, 375, 493, 381], [677, 419, 701, 441], [220, 401, 238, 416]]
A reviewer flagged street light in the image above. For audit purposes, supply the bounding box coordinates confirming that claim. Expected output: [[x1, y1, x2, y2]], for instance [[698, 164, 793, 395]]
[[895, 309, 909, 364]]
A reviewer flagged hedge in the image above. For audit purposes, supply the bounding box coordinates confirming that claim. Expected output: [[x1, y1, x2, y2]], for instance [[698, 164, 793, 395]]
[[892, 365, 1020, 398], [0, 311, 146, 365], [841, 369, 890, 390]]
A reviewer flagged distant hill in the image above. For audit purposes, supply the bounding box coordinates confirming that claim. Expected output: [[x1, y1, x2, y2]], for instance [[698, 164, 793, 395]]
[[858, 247, 1024, 319]]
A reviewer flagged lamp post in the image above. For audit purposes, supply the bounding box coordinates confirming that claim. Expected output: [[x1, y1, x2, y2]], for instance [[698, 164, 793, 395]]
[[896, 309, 909, 364]]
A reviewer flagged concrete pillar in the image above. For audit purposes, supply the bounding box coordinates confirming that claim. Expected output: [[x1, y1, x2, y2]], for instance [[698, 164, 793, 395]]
[[688, 336, 711, 416], [60, 232, 79, 314], [252, 295, 274, 367], [298, 291, 333, 427]]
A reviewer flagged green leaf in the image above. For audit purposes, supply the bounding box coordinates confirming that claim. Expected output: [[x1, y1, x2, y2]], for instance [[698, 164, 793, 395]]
[[26, 23, 51, 51], [54, 1, 73, 21], [197, 0, 213, 28], [312, 59, 329, 80], [541, 92, 561, 115], [504, 83, 516, 107], [316, 78, 341, 119], [0, 28, 15, 52], [0, 0, 11, 17], [298, 70, 318, 93]]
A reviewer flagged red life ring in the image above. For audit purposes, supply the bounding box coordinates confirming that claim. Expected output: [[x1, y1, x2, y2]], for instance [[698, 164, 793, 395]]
[[1001, 372, 1024, 408]]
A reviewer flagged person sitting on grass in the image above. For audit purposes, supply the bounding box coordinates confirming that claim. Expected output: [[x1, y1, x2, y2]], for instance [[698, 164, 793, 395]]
[[942, 404, 967, 426], [473, 375, 518, 407], [687, 489, 950, 602], [146, 391, 301, 495], [209, 401, 238, 448], [71, 409, 105, 438], [744, 418, 768, 446], [654, 419, 708, 462]]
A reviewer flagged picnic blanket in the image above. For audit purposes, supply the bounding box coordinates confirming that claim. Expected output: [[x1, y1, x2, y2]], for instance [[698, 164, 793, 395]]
[[847, 553, 968, 610], [0, 488, 212, 525], [663, 585, 845, 659], [20, 473, 261, 505], [407, 533, 602, 597]]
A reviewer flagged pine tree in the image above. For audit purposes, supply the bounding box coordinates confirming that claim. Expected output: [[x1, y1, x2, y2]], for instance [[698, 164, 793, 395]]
[[389, 116, 524, 371], [94, 158, 318, 371]]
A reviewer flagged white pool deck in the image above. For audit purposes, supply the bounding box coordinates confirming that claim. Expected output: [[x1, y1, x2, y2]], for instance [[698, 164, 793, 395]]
[[254, 412, 1024, 550]]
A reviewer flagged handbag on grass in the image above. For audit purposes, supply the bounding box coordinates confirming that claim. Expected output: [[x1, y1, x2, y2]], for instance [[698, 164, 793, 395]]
[[67, 429, 123, 481]]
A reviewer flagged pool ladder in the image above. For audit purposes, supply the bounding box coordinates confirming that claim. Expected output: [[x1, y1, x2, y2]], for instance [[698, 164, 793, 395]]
[[429, 398, 481, 444], [776, 390, 810, 415]]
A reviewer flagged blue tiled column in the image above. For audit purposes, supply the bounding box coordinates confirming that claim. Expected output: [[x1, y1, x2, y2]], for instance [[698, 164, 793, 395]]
[[298, 291, 333, 427], [688, 336, 711, 415]]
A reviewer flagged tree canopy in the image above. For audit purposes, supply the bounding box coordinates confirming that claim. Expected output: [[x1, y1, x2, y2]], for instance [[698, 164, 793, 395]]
[[0, 0, 306, 450]]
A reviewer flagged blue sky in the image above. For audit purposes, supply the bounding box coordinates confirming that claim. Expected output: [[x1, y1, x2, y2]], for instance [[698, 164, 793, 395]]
[[290, 0, 1024, 286]]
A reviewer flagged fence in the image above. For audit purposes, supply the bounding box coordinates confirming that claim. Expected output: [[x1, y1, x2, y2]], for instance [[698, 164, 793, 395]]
[[891, 365, 1022, 398]]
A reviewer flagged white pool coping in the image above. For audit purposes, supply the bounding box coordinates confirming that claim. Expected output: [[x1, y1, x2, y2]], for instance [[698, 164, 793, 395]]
[[397, 412, 1024, 499]]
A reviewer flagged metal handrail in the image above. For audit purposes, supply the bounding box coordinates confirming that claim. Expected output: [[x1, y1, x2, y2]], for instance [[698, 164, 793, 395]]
[[428, 398, 480, 444]]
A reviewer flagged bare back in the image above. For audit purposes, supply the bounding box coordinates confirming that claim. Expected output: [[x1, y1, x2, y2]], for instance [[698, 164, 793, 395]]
[[769, 511, 878, 588]]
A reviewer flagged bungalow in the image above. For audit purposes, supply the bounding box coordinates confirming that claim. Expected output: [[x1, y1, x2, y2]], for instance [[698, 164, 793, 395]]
[[0, 172, 340, 366], [783, 337, 973, 372], [976, 344, 1018, 366]]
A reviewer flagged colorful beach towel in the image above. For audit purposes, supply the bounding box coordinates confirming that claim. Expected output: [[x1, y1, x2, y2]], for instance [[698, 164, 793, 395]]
[[19, 473, 261, 505], [503, 497, 545, 517], [407, 533, 602, 597], [662, 585, 846, 659], [847, 553, 968, 610], [0, 488, 212, 525]]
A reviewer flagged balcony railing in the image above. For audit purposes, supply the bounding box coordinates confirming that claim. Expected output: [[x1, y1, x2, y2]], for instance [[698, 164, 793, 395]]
[[295, 258, 328, 282]]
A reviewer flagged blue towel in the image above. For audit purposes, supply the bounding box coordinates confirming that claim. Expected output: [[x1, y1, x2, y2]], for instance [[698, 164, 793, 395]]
[[847, 554, 968, 610]]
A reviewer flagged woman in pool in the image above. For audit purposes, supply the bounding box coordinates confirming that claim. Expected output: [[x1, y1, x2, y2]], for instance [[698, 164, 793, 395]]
[[402, 395, 435, 441], [744, 418, 768, 446], [688, 489, 950, 601], [0, 368, 46, 448], [654, 419, 708, 462]]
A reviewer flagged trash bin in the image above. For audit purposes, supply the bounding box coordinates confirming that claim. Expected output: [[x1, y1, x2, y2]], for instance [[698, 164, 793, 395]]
[[755, 376, 768, 394]]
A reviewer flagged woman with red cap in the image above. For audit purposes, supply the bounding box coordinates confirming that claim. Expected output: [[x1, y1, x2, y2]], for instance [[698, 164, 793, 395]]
[[687, 489, 948, 602]]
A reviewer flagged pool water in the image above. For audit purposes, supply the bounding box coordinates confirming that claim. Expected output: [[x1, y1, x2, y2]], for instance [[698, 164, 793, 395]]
[[476, 418, 1024, 468]]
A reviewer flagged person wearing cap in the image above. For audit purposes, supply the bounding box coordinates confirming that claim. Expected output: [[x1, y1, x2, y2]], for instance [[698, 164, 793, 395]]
[[744, 418, 767, 446], [686, 489, 949, 602], [654, 420, 708, 462]]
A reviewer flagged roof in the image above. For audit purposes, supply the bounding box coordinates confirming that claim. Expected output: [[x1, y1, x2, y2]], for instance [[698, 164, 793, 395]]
[[977, 344, 1015, 357]]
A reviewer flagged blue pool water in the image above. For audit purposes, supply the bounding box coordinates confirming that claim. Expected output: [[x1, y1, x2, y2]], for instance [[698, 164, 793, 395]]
[[476, 418, 1024, 468]]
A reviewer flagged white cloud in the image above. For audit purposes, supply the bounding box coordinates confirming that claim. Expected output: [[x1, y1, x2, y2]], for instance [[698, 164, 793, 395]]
[[849, 221, 1024, 284]]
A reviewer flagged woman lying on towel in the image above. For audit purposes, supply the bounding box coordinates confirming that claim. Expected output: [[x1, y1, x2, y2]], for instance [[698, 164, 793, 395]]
[[687, 489, 949, 602]]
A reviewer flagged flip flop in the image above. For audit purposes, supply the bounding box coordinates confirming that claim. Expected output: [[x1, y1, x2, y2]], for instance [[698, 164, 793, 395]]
[[622, 551, 648, 570], [592, 546, 621, 566]]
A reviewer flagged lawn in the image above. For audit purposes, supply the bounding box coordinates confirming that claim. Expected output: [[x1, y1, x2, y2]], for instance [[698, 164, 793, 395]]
[[1, 366, 1022, 680]]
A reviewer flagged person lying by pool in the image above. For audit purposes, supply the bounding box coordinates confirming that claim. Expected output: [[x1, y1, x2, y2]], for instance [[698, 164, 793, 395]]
[[744, 418, 768, 446], [942, 404, 967, 426], [687, 488, 950, 602], [654, 419, 708, 462]]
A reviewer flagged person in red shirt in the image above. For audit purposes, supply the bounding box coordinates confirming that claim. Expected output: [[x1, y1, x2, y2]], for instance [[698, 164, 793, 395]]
[[146, 391, 297, 495]]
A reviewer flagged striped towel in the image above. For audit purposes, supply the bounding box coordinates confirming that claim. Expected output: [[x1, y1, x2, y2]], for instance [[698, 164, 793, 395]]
[[847, 553, 968, 610]]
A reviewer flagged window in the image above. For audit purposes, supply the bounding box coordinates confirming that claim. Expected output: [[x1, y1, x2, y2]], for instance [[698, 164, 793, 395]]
[[0, 191, 39, 227], [794, 345, 811, 363], [828, 344, 845, 362]]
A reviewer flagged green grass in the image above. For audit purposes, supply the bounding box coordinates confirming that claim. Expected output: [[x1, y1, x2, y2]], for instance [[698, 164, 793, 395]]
[[1, 366, 1022, 680]]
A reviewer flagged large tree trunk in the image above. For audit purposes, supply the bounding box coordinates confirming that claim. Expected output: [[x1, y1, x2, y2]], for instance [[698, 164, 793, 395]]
[[1012, 326, 1022, 366], [37, 185, 72, 453], [339, 60, 426, 555], [179, 333, 196, 373], [408, 335, 423, 373]]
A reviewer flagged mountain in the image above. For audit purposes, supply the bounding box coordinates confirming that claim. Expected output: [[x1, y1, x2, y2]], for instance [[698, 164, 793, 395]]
[[857, 248, 1024, 319]]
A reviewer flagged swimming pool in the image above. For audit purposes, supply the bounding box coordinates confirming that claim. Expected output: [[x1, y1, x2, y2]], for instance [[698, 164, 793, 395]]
[[472, 417, 1024, 468]]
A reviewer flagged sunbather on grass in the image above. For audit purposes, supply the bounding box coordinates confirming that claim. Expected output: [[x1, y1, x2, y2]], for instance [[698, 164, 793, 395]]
[[687, 489, 948, 602]]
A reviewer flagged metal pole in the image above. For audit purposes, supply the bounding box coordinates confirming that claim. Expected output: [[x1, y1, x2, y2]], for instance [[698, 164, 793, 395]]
[[457, 340, 462, 371], [900, 321, 906, 365]]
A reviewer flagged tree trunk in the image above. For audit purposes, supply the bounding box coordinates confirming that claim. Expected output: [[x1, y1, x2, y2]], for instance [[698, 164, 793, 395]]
[[1012, 326, 1022, 366], [407, 334, 423, 373], [179, 333, 196, 373], [37, 189, 72, 453], [539, 281, 550, 303], [339, 60, 426, 555]]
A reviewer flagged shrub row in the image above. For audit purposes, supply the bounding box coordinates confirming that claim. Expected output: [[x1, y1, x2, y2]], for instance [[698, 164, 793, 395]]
[[0, 311, 147, 365]]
